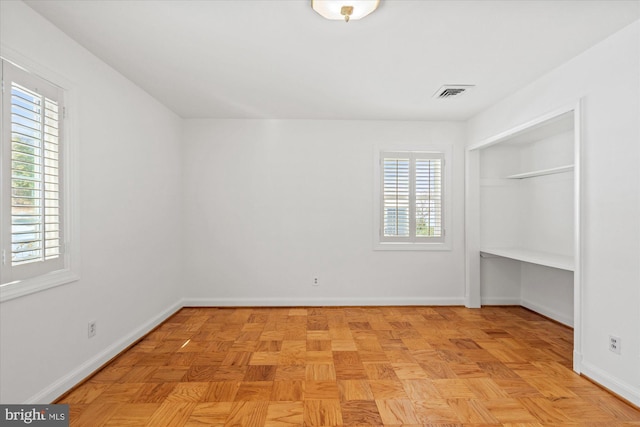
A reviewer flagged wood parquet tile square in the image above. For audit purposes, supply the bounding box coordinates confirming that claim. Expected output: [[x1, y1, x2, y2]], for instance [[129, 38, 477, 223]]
[[340, 400, 383, 425], [273, 365, 306, 381], [265, 401, 304, 427], [186, 402, 232, 426], [303, 399, 342, 426], [413, 399, 463, 424], [102, 402, 160, 426], [337, 380, 374, 401], [271, 380, 304, 401], [226, 400, 270, 426], [235, 381, 275, 401], [55, 306, 640, 426], [304, 381, 341, 400], [245, 365, 278, 381], [375, 398, 420, 424], [201, 381, 240, 402], [133, 382, 178, 403], [185, 365, 219, 382], [165, 382, 209, 403], [368, 380, 409, 400]]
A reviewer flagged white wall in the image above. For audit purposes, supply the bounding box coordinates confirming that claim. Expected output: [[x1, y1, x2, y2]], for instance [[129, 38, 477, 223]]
[[468, 20, 640, 405], [0, 1, 184, 403], [182, 119, 466, 306]]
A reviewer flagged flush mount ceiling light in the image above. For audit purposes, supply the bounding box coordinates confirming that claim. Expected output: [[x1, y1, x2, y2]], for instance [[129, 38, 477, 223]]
[[311, 0, 381, 22]]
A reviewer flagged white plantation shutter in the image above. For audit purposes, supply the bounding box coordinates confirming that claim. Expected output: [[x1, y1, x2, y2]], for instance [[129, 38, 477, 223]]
[[11, 83, 62, 264], [415, 156, 442, 238], [380, 151, 444, 243], [383, 156, 410, 237], [2, 60, 65, 284]]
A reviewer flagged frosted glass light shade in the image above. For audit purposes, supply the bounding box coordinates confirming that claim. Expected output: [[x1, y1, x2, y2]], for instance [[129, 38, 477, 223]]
[[311, 0, 380, 21]]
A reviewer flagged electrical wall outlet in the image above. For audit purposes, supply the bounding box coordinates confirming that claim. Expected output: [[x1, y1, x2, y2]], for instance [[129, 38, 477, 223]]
[[88, 321, 97, 338], [312, 277, 319, 286], [609, 335, 621, 354]]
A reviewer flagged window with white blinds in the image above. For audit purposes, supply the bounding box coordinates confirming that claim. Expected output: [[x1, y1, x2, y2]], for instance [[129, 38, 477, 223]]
[[415, 157, 443, 238], [379, 151, 445, 245], [1, 58, 75, 299], [382, 157, 411, 237], [10, 82, 62, 265]]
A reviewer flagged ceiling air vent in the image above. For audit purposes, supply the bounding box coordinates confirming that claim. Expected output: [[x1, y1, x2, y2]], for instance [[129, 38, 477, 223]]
[[433, 85, 475, 99]]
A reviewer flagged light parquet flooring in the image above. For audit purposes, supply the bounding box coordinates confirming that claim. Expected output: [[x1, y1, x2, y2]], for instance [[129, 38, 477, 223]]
[[58, 306, 640, 426]]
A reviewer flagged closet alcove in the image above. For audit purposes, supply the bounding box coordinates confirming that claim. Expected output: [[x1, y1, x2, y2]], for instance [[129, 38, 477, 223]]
[[465, 103, 582, 372]]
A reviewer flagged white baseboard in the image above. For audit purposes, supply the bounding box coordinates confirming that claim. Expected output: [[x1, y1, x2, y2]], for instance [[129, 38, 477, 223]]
[[182, 296, 466, 307], [482, 298, 573, 327], [27, 300, 183, 404], [480, 296, 521, 305], [520, 299, 573, 327], [581, 360, 640, 407]]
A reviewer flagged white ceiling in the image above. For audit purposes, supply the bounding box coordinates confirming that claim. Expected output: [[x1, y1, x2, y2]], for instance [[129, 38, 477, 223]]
[[25, 0, 640, 120]]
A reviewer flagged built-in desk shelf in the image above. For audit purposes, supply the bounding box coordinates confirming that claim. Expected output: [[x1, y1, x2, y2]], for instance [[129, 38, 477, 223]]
[[480, 247, 574, 271], [506, 164, 574, 179]]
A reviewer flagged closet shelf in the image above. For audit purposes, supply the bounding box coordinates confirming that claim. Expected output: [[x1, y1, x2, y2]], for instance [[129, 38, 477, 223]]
[[506, 164, 574, 179], [480, 247, 574, 271]]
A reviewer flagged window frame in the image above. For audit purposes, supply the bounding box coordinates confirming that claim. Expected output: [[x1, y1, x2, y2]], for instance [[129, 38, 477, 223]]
[[373, 144, 452, 251], [1, 51, 79, 302]]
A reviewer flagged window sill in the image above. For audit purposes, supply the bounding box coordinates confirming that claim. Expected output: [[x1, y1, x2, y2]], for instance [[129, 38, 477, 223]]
[[374, 241, 452, 251], [0, 269, 79, 303]]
